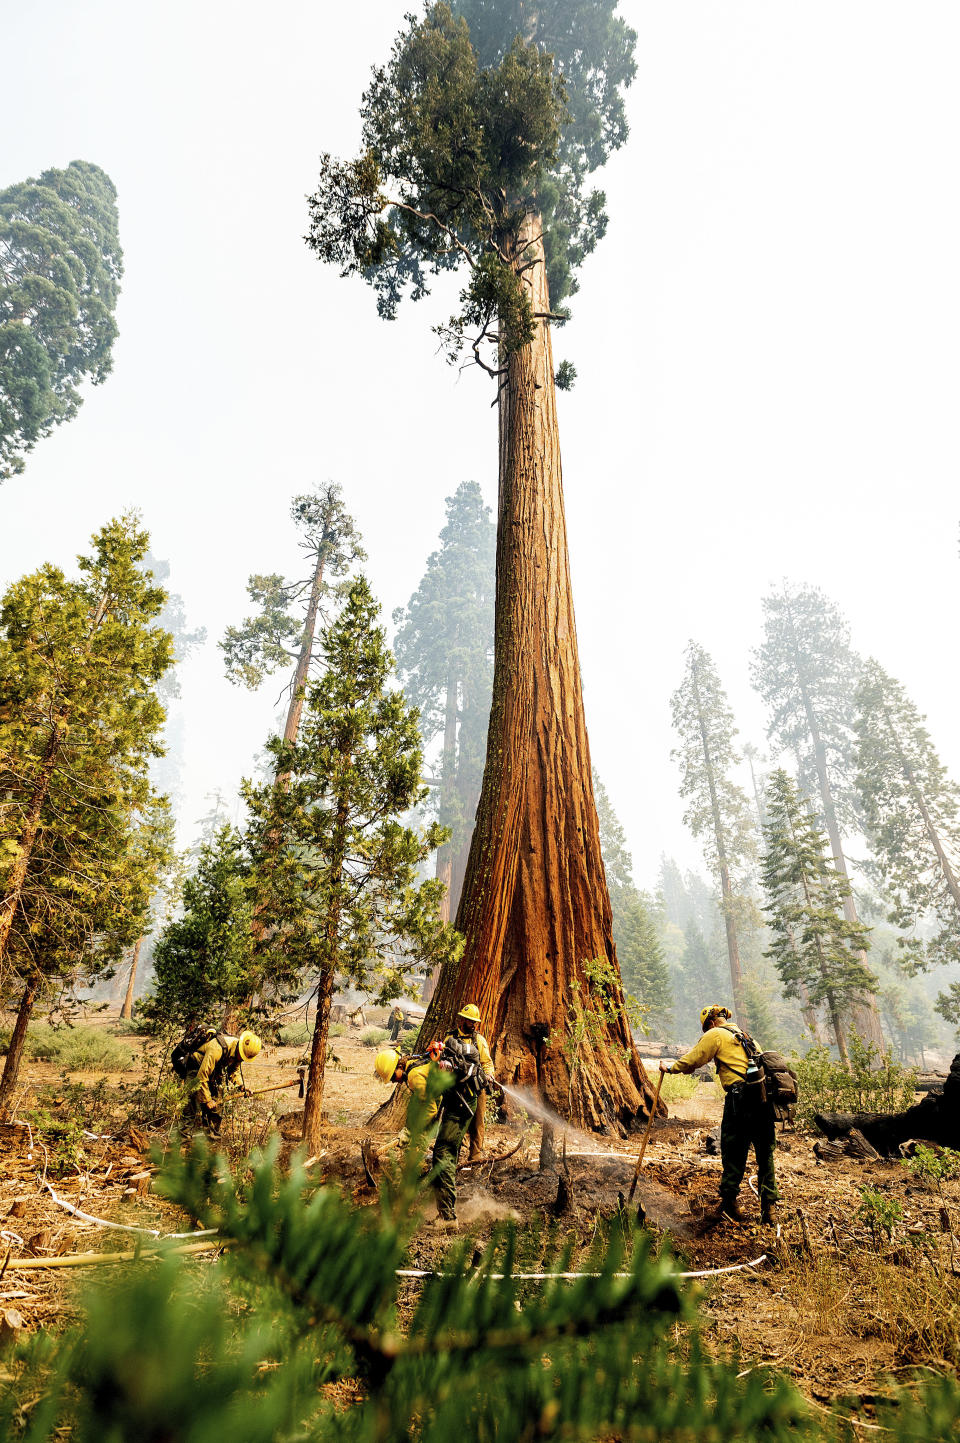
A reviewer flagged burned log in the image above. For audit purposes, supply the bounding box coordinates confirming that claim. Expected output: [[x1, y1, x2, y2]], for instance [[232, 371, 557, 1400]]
[[814, 1052, 960, 1156]]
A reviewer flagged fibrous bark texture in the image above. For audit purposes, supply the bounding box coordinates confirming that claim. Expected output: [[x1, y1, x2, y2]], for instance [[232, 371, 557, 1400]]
[[418, 216, 657, 1134]]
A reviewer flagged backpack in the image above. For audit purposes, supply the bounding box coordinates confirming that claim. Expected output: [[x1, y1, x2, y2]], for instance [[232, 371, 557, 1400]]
[[720, 1026, 800, 1122], [171, 1026, 220, 1079]]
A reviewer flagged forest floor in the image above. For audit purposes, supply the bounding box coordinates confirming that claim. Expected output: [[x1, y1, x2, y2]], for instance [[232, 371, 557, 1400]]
[[1, 1007, 958, 1416]]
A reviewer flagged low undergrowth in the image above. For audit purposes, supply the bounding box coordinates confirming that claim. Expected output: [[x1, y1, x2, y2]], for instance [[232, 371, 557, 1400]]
[[791, 1036, 918, 1126], [0, 1023, 137, 1072]]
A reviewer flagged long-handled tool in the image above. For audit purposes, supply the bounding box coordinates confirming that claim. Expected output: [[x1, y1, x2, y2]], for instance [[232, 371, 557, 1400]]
[[243, 1066, 306, 1100], [627, 1068, 665, 1205]]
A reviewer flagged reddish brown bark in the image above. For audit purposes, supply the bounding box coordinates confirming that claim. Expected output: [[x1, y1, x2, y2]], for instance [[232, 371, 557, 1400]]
[[416, 216, 657, 1134], [0, 972, 40, 1118], [301, 966, 335, 1153]]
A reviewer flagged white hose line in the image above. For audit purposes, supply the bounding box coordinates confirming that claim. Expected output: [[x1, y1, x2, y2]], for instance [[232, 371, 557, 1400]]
[[44, 1183, 217, 1241], [396, 1255, 771, 1282]]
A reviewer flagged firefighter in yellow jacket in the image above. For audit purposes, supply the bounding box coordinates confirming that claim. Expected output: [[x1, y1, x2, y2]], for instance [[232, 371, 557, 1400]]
[[447, 1004, 496, 1162], [188, 1030, 262, 1135], [660, 1005, 779, 1224]]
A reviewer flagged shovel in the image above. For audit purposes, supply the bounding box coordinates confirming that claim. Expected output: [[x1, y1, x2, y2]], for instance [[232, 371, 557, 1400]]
[[627, 1067, 665, 1205], [243, 1067, 306, 1100]]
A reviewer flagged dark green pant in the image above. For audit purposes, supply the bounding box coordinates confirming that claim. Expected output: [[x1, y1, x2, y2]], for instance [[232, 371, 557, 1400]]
[[432, 1103, 474, 1219], [720, 1086, 778, 1206]]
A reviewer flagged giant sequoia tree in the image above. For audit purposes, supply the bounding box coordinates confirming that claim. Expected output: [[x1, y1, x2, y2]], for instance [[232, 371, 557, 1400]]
[[0, 161, 122, 480], [752, 584, 884, 1047], [308, 1, 655, 1129]]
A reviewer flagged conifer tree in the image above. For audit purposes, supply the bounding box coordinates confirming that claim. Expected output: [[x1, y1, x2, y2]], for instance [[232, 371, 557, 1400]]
[[752, 582, 883, 1046], [393, 481, 495, 927], [221, 483, 365, 755], [0, 516, 173, 1108], [855, 660, 960, 973], [760, 769, 876, 1066], [307, 2, 655, 1128], [243, 578, 462, 1152], [670, 642, 756, 1024], [0, 160, 122, 479], [147, 825, 256, 1030], [616, 891, 673, 1036], [594, 773, 672, 1032]]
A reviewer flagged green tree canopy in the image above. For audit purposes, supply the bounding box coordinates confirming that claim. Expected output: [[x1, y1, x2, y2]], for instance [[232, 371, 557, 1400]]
[[243, 576, 463, 1148], [148, 825, 256, 1030], [0, 160, 122, 479], [752, 583, 862, 831], [0, 515, 173, 1106], [594, 771, 672, 1033], [760, 769, 875, 1065], [306, 0, 635, 371], [855, 659, 960, 974]]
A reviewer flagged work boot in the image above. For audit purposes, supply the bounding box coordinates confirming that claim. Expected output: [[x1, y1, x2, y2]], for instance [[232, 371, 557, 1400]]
[[761, 1202, 779, 1226], [466, 1150, 485, 1165], [718, 1197, 743, 1222]]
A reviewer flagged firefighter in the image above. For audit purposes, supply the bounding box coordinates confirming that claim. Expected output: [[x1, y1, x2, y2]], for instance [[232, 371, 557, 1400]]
[[373, 1024, 493, 1222], [187, 1029, 262, 1136], [447, 1003, 496, 1163], [660, 1005, 779, 1225]]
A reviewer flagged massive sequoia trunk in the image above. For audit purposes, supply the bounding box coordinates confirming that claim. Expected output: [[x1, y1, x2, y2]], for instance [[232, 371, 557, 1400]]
[[418, 216, 657, 1133]]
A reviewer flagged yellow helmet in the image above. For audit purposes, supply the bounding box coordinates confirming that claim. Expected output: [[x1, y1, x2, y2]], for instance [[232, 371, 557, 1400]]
[[458, 1003, 482, 1024], [374, 1048, 401, 1083], [700, 1005, 732, 1032], [238, 1030, 262, 1061]]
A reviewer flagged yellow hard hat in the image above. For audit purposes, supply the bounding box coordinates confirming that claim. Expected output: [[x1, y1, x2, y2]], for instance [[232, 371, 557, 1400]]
[[374, 1048, 401, 1084], [700, 1005, 732, 1032], [238, 1030, 262, 1061], [458, 1003, 482, 1024]]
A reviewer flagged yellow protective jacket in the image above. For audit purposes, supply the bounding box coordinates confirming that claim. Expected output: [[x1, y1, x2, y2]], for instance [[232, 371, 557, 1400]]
[[669, 1025, 751, 1091], [191, 1035, 244, 1108], [402, 1058, 442, 1125], [448, 1027, 495, 1078]]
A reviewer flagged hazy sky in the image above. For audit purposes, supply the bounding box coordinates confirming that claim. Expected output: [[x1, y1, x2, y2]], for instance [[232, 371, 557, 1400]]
[[3, 1, 959, 889]]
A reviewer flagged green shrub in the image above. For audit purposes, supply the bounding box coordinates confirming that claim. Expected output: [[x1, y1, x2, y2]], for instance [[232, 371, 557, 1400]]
[[857, 1187, 903, 1243], [658, 1071, 701, 1103], [0, 1023, 137, 1072], [359, 1026, 391, 1048], [277, 1021, 310, 1047], [791, 1036, 917, 1126]]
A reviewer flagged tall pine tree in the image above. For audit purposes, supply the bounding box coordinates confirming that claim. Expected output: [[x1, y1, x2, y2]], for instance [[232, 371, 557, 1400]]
[[307, 1, 655, 1129], [221, 483, 365, 758], [855, 659, 960, 973], [670, 642, 756, 1024], [243, 578, 462, 1153], [752, 583, 883, 1046], [760, 769, 875, 1066], [393, 481, 495, 929], [594, 773, 672, 1034]]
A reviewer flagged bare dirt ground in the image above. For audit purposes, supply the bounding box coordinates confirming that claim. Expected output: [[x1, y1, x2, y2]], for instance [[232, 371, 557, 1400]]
[[2, 1009, 958, 1411]]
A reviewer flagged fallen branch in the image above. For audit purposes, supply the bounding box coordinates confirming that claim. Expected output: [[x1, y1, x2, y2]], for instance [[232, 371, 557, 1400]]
[[3, 1239, 223, 1271]]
